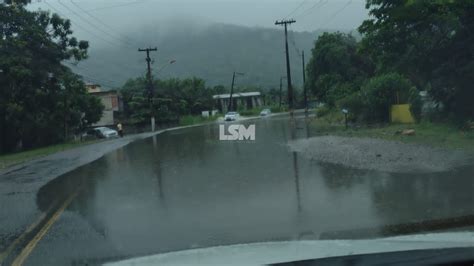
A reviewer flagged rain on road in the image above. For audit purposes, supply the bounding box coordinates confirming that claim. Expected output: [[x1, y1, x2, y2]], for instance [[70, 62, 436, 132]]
[[4, 114, 474, 265]]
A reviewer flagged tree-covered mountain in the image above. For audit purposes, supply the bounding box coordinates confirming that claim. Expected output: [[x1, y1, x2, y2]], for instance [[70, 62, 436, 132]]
[[70, 21, 346, 90]]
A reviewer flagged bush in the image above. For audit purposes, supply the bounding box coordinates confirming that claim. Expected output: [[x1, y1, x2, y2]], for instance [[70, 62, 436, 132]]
[[270, 105, 287, 113], [316, 106, 330, 117], [239, 108, 261, 116], [337, 92, 367, 122], [360, 73, 417, 123]]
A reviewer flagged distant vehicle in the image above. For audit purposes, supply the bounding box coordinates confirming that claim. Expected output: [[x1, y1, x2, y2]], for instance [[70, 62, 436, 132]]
[[93, 127, 119, 138], [81, 129, 101, 140], [224, 112, 240, 121], [260, 109, 271, 116]]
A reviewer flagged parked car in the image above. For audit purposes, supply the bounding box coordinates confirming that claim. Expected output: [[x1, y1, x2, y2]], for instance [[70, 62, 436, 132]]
[[224, 112, 240, 121], [93, 127, 119, 138], [260, 109, 271, 116], [82, 129, 101, 140]]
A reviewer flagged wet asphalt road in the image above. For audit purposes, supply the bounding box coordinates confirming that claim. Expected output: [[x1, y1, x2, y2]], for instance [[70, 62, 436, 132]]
[[2, 114, 474, 265]]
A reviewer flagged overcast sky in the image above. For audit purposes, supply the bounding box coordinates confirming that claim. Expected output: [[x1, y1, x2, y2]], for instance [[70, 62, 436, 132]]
[[29, 0, 369, 38]]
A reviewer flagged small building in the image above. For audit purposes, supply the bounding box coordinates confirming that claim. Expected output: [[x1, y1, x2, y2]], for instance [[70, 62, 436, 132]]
[[213, 92, 262, 113], [86, 84, 123, 127]]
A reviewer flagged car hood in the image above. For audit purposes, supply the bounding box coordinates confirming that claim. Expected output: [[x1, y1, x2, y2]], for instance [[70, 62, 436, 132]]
[[106, 232, 474, 266]]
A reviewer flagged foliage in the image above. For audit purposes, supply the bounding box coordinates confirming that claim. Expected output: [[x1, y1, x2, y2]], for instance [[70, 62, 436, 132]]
[[359, 0, 474, 120], [120, 77, 221, 125], [0, 3, 103, 153], [315, 106, 330, 118], [239, 108, 261, 116], [308, 119, 474, 150], [0, 139, 100, 170], [306, 32, 373, 106], [269, 105, 287, 113], [358, 73, 418, 122]]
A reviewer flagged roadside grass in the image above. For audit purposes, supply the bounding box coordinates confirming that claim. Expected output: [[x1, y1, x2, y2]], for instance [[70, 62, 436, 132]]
[[239, 108, 261, 116], [309, 109, 474, 150], [178, 115, 219, 126], [239, 106, 287, 116], [0, 140, 101, 170]]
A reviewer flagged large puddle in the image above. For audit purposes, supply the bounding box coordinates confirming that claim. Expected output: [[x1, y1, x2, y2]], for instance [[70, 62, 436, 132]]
[[36, 114, 474, 258]]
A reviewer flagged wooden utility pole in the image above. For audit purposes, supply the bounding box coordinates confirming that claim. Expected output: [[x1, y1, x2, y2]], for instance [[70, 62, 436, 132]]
[[275, 19, 296, 110], [279, 76, 286, 108], [138, 47, 157, 131], [302, 50, 308, 112], [227, 72, 244, 112]]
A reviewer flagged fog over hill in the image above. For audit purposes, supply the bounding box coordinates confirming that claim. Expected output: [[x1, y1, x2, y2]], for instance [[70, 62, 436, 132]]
[[70, 20, 355, 90]]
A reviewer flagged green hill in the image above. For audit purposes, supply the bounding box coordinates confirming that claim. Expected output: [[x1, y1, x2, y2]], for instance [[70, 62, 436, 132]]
[[70, 22, 342, 90]]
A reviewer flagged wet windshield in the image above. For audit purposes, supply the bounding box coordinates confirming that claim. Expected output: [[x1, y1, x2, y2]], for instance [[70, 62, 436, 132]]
[[1, 0, 473, 265]]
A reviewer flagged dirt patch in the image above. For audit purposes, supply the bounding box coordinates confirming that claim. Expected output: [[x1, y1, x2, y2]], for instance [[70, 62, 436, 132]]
[[288, 136, 472, 173]]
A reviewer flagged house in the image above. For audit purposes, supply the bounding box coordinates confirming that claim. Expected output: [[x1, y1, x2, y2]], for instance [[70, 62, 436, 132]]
[[86, 83, 123, 127], [213, 92, 262, 113]]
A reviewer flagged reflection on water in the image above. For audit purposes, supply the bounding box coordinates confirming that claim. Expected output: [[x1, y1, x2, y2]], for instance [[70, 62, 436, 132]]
[[36, 114, 474, 257]]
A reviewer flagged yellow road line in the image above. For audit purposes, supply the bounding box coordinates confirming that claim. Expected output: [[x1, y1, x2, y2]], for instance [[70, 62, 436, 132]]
[[11, 191, 79, 266], [0, 200, 59, 264], [0, 213, 46, 263]]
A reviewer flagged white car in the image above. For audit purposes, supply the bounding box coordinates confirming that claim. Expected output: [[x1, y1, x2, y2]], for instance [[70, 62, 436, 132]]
[[224, 112, 240, 121], [260, 108, 271, 116], [94, 127, 119, 138]]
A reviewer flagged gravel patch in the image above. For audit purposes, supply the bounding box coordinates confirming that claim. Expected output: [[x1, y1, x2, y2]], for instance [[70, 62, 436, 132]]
[[288, 136, 473, 173]]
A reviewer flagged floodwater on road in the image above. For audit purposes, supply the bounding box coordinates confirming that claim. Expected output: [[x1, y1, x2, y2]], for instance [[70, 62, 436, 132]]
[[26, 114, 474, 264]]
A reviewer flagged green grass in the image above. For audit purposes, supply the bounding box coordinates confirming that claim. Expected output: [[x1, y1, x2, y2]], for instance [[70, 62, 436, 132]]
[[178, 115, 219, 126], [0, 140, 101, 170], [239, 108, 262, 116], [310, 108, 474, 150]]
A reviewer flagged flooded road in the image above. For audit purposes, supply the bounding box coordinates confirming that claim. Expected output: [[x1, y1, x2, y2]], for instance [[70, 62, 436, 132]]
[[22, 114, 474, 265]]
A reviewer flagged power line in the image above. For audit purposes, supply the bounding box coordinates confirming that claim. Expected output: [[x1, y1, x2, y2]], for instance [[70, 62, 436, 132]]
[[296, 0, 327, 19], [63, 62, 121, 88], [285, 0, 308, 19], [289, 25, 301, 56], [43, 1, 117, 47], [44, 1, 142, 73], [69, 0, 136, 45], [56, 0, 135, 49], [84, 0, 149, 13], [317, 0, 353, 30]]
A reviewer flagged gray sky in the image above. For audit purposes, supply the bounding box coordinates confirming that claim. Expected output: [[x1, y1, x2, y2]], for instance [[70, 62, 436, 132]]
[[29, 0, 368, 38]]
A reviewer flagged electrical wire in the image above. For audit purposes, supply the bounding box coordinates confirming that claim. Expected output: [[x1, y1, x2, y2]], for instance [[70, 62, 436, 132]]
[[56, 0, 135, 49], [296, 0, 327, 19], [44, 1, 143, 74], [63, 62, 122, 88], [84, 0, 149, 13], [285, 0, 309, 19], [317, 0, 353, 30], [43, 0, 118, 47], [289, 25, 301, 57], [69, 0, 136, 46]]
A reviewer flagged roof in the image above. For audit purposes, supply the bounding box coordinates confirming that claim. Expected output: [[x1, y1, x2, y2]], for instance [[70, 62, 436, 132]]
[[213, 92, 261, 99]]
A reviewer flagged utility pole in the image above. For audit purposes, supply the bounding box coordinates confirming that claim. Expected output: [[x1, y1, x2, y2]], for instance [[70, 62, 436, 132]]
[[275, 19, 296, 111], [279, 76, 286, 108], [302, 50, 308, 113], [138, 47, 157, 131], [227, 72, 244, 112]]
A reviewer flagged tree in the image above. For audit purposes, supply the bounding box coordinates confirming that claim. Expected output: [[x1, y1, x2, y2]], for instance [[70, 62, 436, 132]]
[[120, 77, 217, 125], [306, 32, 373, 106], [360, 73, 418, 122], [0, 2, 101, 152], [359, 0, 474, 120]]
